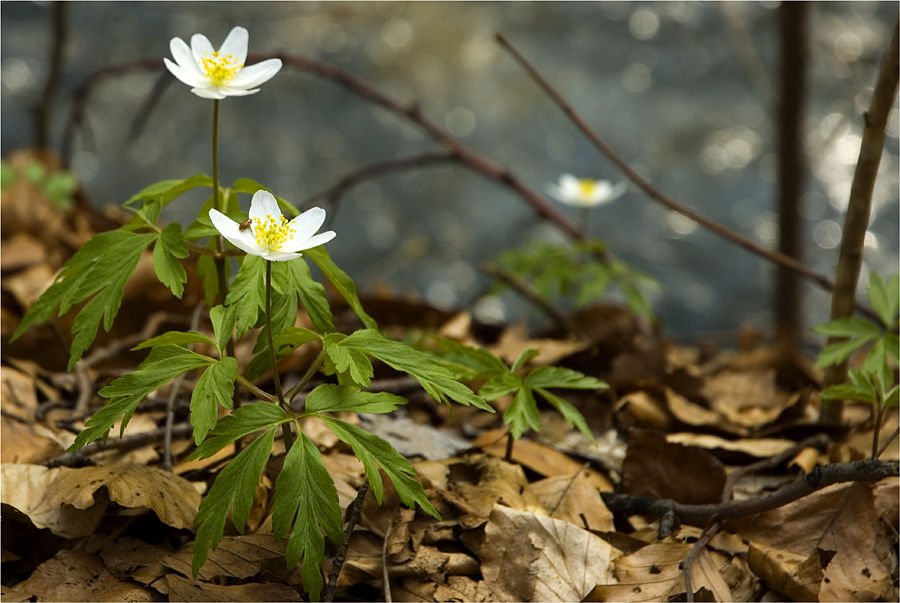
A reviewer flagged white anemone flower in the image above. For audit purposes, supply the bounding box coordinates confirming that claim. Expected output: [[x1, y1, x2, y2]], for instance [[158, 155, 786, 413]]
[[547, 174, 627, 207], [164, 26, 282, 99], [209, 191, 335, 262]]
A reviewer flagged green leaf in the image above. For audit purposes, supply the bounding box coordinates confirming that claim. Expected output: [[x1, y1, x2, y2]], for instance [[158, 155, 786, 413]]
[[867, 272, 897, 328], [813, 337, 873, 370], [153, 222, 189, 298], [533, 386, 594, 441], [188, 401, 291, 461], [0, 160, 16, 189], [70, 345, 213, 450], [292, 259, 335, 334], [820, 383, 876, 403], [305, 247, 377, 330], [125, 174, 212, 207], [274, 327, 323, 352], [524, 366, 608, 390], [884, 333, 899, 364], [504, 386, 541, 440], [339, 330, 493, 411], [43, 171, 77, 209], [323, 417, 439, 518], [190, 358, 238, 445], [132, 331, 216, 351], [885, 384, 899, 407], [225, 254, 266, 339], [814, 317, 882, 338], [232, 178, 301, 216], [305, 384, 407, 415], [12, 230, 155, 369], [323, 333, 374, 387], [196, 250, 221, 308], [209, 305, 235, 356], [576, 263, 611, 308], [272, 432, 344, 601], [479, 372, 522, 401], [192, 427, 276, 577], [433, 338, 508, 380], [512, 348, 540, 372]]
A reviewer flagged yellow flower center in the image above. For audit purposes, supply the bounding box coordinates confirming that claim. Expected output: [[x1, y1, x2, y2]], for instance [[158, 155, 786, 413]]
[[200, 51, 243, 86], [253, 214, 295, 251], [578, 179, 597, 197]]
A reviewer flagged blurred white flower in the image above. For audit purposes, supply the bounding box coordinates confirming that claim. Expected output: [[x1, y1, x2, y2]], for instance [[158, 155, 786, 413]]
[[547, 174, 627, 207], [164, 26, 282, 99], [209, 191, 335, 262]]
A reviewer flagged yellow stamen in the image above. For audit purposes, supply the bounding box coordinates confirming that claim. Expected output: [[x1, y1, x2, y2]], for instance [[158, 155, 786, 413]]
[[578, 179, 597, 197], [200, 50, 243, 86], [253, 213, 295, 251]]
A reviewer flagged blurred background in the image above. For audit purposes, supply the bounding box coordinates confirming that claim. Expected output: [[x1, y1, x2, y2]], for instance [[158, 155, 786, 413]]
[[1, 1, 897, 341]]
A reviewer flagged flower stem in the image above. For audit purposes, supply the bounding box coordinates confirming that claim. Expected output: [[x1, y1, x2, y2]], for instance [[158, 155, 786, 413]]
[[234, 374, 278, 404], [287, 349, 327, 409], [264, 261, 294, 451]]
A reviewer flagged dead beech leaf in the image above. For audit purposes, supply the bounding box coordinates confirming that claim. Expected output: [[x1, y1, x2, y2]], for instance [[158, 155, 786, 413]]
[[873, 476, 899, 531], [398, 575, 498, 603], [481, 505, 616, 602], [489, 321, 589, 366], [623, 428, 726, 505], [701, 370, 798, 428], [100, 535, 172, 582], [454, 454, 544, 518], [165, 573, 302, 602], [162, 534, 289, 582], [614, 390, 672, 431], [8, 549, 156, 602], [729, 482, 893, 601], [525, 470, 615, 532], [747, 541, 822, 602], [1, 463, 201, 536], [2, 416, 64, 464], [666, 433, 795, 459], [665, 386, 721, 427], [0, 232, 46, 271]]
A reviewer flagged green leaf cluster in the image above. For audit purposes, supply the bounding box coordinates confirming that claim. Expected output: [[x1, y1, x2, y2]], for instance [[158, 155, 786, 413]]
[[491, 238, 657, 319], [434, 338, 607, 441], [1, 158, 78, 208]]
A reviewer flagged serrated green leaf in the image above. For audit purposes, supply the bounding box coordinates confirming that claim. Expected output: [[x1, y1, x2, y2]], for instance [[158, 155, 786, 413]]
[[305, 384, 406, 415], [868, 272, 895, 328], [479, 372, 522, 401], [813, 337, 873, 369], [533, 386, 594, 441], [132, 331, 216, 351], [305, 247, 377, 330], [70, 345, 213, 450], [274, 327, 322, 352], [814, 317, 882, 338], [322, 417, 439, 519], [292, 259, 335, 334], [190, 358, 238, 444], [12, 230, 155, 369], [125, 174, 212, 207], [225, 254, 266, 339], [433, 338, 508, 380], [524, 366, 608, 390], [196, 251, 220, 308], [339, 330, 493, 411], [192, 427, 276, 577], [188, 401, 291, 461], [272, 432, 343, 600], [153, 222, 189, 298], [820, 383, 877, 403], [512, 348, 541, 372], [323, 333, 374, 387], [209, 305, 234, 356], [232, 178, 301, 216], [127, 199, 162, 230], [504, 386, 541, 440]]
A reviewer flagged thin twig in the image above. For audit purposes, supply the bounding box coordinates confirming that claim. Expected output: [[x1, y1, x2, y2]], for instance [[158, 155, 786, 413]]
[[601, 459, 897, 525], [44, 423, 194, 468], [494, 33, 882, 324], [382, 518, 395, 603], [324, 479, 370, 603], [876, 427, 899, 460], [163, 303, 204, 471], [479, 262, 579, 336], [682, 517, 722, 603]]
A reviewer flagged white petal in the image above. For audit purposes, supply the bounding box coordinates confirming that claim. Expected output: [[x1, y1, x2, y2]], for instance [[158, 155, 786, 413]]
[[281, 230, 335, 254], [219, 26, 249, 66], [249, 190, 282, 222], [169, 37, 204, 78], [190, 86, 227, 99], [191, 33, 215, 64], [264, 249, 305, 262], [229, 59, 282, 89], [286, 207, 327, 242], [164, 58, 207, 87], [209, 209, 264, 255], [215, 86, 260, 97], [558, 174, 580, 191]]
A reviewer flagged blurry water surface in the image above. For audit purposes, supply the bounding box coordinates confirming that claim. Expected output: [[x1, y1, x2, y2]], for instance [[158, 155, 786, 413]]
[[2, 2, 897, 339]]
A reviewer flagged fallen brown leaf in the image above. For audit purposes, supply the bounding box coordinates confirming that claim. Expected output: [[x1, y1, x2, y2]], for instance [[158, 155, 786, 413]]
[[747, 540, 822, 602], [525, 470, 615, 532], [165, 573, 302, 602]]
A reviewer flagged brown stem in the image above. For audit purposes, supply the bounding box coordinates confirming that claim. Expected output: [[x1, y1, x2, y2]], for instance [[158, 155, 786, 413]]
[[682, 517, 722, 603], [494, 33, 882, 324], [822, 16, 900, 423], [324, 479, 370, 603], [45, 424, 194, 468], [601, 459, 897, 525], [876, 427, 899, 460], [479, 262, 578, 336], [264, 262, 292, 451]]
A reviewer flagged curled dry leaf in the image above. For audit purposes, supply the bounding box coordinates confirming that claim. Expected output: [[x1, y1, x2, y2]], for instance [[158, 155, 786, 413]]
[[1, 463, 201, 537], [747, 541, 823, 602], [165, 573, 302, 602], [525, 470, 615, 532], [481, 505, 616, 602]]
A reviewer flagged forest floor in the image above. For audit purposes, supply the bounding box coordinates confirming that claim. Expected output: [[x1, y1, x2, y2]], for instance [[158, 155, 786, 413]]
[[1, 152, 897, 602]]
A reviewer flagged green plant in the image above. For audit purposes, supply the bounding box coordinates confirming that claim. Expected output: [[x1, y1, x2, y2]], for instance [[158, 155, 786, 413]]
[[490, 238, 657, 320], [814, 272, 899, 457], [0, 158, 78, 208], [433, 337, 607, 458], [10, 26, 496, 601]]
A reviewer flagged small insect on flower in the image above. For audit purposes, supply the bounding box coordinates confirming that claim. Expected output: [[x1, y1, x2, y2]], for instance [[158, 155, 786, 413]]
[[238, 219, 252, 231]]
